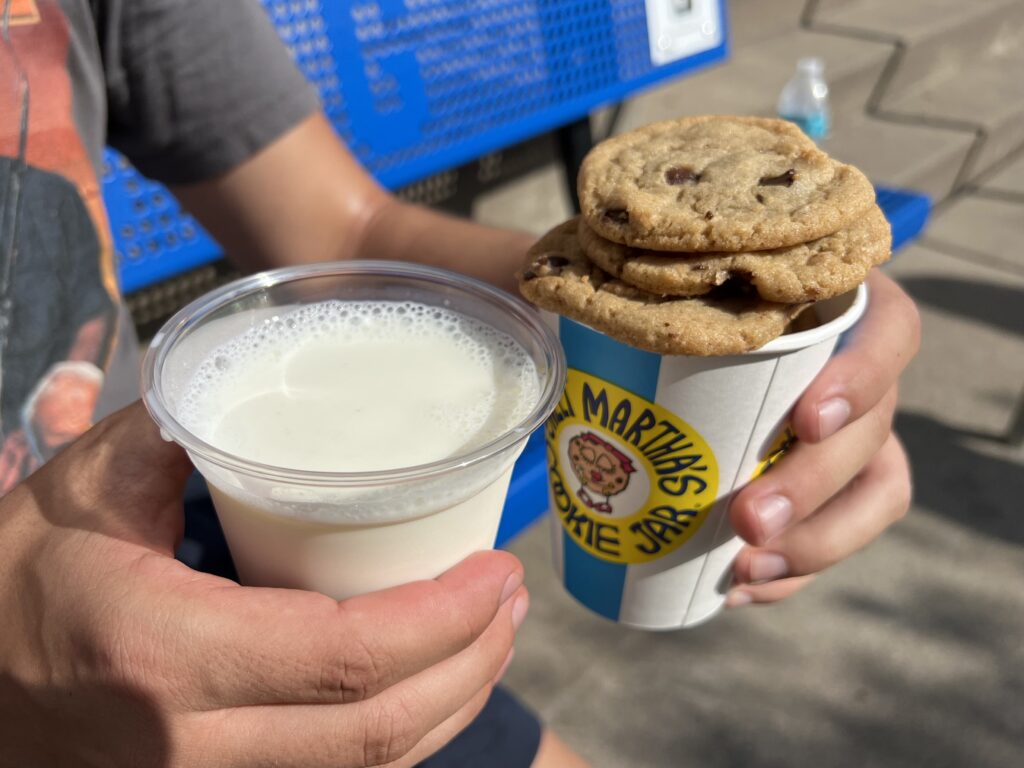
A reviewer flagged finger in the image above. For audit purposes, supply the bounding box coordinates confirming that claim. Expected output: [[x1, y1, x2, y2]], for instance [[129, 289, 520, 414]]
[[382, 648, 517, 768], [384, 685, 495, 768], [792, 270, 920, 442], [492, 648, 516, 685], [730, 385, 898, 546], [88, 401, 195, 500], [726, 575, 817, 607], [203, 590, 526, 768], [184, 550, 525, 708], [733, 434, 910, 582], [38, 400, 193, 550]]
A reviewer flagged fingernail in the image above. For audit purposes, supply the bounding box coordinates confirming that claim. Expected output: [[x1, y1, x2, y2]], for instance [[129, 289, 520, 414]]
[[494, 648, 515, 682], [500, 571, 523, 604], [726, 590, 753, 608], [752, 494, 793, 543], [511, 594, 529, 630], [816, 397, 851, 440], [749, 552, 789, 582]]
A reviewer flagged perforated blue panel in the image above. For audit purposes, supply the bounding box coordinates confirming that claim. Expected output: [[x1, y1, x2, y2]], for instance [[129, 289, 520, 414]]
[[105, 0, 729, 292], [267, 0, 729, 187], [102, 150, 223, 294]]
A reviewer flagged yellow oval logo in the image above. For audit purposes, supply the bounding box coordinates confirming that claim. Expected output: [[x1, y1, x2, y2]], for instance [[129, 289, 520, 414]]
[[545, 369, 719, 565]]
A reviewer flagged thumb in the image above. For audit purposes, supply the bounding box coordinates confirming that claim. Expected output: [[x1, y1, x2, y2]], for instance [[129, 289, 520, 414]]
[[39, 400, 195, 550]]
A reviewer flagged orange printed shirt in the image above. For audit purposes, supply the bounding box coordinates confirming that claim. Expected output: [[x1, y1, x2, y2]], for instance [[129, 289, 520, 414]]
[[0, 0, 316, 491]]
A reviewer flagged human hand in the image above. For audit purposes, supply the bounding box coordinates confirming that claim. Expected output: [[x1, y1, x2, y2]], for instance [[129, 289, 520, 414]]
[[0, 402, 527, 767], [727, 269, 920, 605]]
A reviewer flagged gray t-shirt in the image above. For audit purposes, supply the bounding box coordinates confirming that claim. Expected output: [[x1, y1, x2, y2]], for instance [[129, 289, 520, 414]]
[[0, 0, 317, 490]]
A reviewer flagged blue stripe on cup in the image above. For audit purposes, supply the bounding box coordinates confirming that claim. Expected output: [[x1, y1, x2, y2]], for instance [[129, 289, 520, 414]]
[[558, 318, 662, 621]]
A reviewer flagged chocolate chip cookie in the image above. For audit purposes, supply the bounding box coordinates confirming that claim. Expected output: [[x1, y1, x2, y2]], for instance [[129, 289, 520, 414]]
[[578, 204, 891, 303], [578, 116, 876, 252], [518, 220, 809, 356]]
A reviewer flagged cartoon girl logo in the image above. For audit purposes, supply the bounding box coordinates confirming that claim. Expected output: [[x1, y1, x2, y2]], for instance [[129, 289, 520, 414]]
[[567, 431, 636, 515]]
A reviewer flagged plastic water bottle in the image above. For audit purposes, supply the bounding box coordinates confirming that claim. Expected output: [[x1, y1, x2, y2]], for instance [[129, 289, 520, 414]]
[[777, 57, 831, 141]]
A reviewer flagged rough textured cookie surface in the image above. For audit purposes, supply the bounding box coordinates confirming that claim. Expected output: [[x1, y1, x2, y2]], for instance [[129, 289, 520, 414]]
[[579, 116, 876, 252], [578, 204, 891, 303], [517, 220, 809, 356]]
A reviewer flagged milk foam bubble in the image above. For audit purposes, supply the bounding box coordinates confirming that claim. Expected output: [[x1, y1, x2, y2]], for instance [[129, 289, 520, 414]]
[[179, 300, 541, 474]]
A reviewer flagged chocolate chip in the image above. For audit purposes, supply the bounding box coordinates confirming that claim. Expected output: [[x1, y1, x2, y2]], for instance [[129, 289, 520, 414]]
[[665, 166, 700, 185], [604, 208, 629, 224], [522, 270, 538, 280], [535, 254, 569, 271], [759, 169, 796, 187], [712, 279, 757, 300], [704, 211, 714, 220], [756, 193, 766, 204]]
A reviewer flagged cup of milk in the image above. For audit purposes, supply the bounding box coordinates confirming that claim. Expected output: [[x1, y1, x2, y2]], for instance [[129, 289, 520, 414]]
[[143, 262, 565, 600]]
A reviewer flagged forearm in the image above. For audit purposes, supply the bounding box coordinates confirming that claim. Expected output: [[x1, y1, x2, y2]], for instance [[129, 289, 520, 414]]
[[361, 199, 534, 294], [174, 114, 534, 293], [173, 116, 384, 272]]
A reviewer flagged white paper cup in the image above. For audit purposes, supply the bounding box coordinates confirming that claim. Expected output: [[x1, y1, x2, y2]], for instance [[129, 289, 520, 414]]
[[544, 285, 868, 630], [143, 262, 565, 600]]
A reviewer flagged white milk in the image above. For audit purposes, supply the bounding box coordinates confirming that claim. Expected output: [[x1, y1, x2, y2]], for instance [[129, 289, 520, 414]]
[[180, 300, 540, 598], [206, 469, 516, 599]]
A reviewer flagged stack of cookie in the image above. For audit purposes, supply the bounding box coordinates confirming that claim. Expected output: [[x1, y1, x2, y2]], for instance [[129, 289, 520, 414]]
[[519, 116, 891, 355]]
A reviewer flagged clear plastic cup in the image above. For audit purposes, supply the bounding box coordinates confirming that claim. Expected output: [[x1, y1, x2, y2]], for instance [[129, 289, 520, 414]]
[[143, 262, 565, 599]]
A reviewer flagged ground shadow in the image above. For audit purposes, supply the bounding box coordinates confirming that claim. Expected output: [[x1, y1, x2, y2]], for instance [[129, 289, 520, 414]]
[[511, 405, 1024, 767], [535, 558, 1024, 768], [895, 412, 1022, 545], [526, 514, 1024, 767], [897, 276, 1024, 337]]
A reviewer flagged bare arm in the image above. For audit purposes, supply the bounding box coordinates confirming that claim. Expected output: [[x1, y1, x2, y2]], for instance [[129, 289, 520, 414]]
[[173, 114, 534, 293]]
